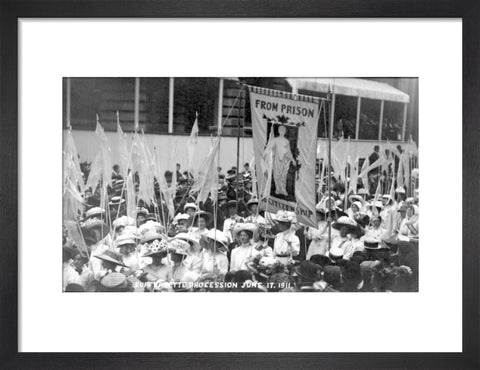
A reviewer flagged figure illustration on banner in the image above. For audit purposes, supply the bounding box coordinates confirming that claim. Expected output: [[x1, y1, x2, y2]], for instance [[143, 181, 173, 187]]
[[262, 114, 302, 201]]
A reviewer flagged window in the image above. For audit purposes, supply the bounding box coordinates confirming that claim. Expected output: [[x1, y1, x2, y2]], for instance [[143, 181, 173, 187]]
[[68, 77, 136, 131], [142, 78, 170, 134], [173, 78, 219, 135], [358, 98, 381, 140], [382, 101, 404, 141], [333, 94, 357, 139], [297, 89, 329, 138]]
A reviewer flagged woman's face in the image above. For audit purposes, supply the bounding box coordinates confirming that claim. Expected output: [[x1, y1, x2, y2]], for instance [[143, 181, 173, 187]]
[[197, 217, 207, 229], [177, 220, 188, 231], [339, 226, 350, 237], [239, 231, 251, 244], [407, 207, 414, 218], [119, 244, 134, 256], [137, 215, 146, 225], [102, 261, 117, 271], [278, 126, 286, 136], [372, 218, 381, 228], [352, 204, 359, 213], [186, 208, 195, 217], [73, 254, 85, 270], [170, 252, 183, 263], [249, 204, 258, 214], [228, 206, 237, 216]]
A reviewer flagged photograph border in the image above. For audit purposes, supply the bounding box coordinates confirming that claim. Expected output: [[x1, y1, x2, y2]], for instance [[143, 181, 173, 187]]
[[1, 1, 479, 369]]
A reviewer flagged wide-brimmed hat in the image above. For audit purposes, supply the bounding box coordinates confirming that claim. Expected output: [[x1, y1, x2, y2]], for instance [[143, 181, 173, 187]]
[[172, 232, 201, 250], [332, 216, 358, 231], [272, 210, 296, 223], [397, 203, 409, 213], [94, 250, 127, 268], [80, 218, 110, 242], [184, 202, 198, 212], [109, 196, 125, 207], [116, 233, 136, 247], [204, 229, 229, 250], [142, 235, 169, 257], [168, 239, 190, 255], [100, 272, 127, 289], [140, 229, 165, 244], [294, 261, 322, 282], [349, 194, 364, 204], [136, 207, 149, 217], [363, 238, 389, 250], [246, 198, 259, 208], [85, 207, 106, 220], [233, 222, 257, 239]]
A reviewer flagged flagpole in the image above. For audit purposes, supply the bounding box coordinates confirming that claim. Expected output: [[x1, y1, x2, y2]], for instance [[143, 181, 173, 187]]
[[235, 108, 241, 214], [327, 89, 333, 251]]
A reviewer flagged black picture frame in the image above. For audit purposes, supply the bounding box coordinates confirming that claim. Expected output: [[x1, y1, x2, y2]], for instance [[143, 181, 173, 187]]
[[1, 1, 478, 369]]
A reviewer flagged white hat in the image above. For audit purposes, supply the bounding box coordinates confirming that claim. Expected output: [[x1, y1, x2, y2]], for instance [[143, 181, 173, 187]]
[[173, 232, 200, 249], [85, 207, 105, 219], [184, 203, 198, 212], [204, 229, 229, 248], [109, 196, 125, 206], [329, 247, 344, 259], [349, 194, 363, 203], [116, 233, 136, 247], [174, 213, 190, 222], [113, 215, 136, 229], [273, 210, 296, 223], [332, 216, 358, 230], [395, 186, 406, 194], [168, 239, 190, 255], [233, 223, 257, 239], [138, 220, 164, 235]]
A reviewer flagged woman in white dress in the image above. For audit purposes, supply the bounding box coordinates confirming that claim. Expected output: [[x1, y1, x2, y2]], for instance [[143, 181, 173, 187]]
[[230, 223, 260, 272], [399, 205, 419, 239], [199, 229, 229, 277]]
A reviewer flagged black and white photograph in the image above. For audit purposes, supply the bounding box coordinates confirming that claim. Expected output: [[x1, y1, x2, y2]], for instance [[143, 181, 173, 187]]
[[63, 77, 419, 293]]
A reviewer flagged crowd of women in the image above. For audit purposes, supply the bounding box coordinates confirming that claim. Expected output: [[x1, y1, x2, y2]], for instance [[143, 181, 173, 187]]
[[63, 162, 419, 293]]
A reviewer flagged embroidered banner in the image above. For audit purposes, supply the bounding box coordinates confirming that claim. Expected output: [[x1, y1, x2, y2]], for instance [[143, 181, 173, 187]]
[[249, 86, 320, 227]]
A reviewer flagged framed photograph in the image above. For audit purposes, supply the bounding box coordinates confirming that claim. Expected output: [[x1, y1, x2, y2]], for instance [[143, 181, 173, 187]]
[[1, 1, 478, 369]]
